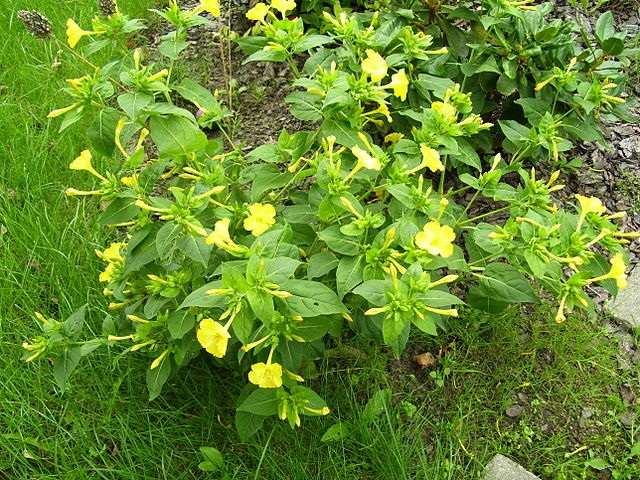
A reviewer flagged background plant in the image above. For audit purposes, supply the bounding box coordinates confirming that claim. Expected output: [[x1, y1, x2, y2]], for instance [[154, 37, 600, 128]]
[[18, 0, 639, 442]]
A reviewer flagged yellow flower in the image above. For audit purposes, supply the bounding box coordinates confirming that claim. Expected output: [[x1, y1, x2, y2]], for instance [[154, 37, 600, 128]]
[[270, 0, 296, 17], [47, 103, 78, 118], [197, 318, 231, 358], [198, 0, 220, 16], [248, 362, 283, 388], [384, 132, 404, 144], [575, 194, 606, 216], [361, 49, 388, 83], [609, 253, 628, 289], [388, 69, 408, 101], [206, 218, 244, 253], [351, 146, 381, 171], [69, 149, 106, 180], [364, 102, 392, 124], [95, 242, 126, 282], [65, 18, 102, 48], [575, 194, 606, 230], [406, 144, 443, 174], [431, 101, 457, 123], [243, 203, 276, 236], [246, 2, 270, 21], [415, 221, 455, 257], [96, 242, 126, 263]]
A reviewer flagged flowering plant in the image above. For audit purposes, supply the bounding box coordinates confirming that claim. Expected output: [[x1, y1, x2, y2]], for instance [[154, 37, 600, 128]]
[[19, 0, 637, 438]]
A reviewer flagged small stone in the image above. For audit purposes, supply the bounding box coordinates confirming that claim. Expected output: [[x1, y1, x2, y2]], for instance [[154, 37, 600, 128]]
[[506, 405, 524, 418], [579, 407, 595, 428], [605, 265, 640, 329], [483, 454, 542, 480], [619, 411, 636, 428]]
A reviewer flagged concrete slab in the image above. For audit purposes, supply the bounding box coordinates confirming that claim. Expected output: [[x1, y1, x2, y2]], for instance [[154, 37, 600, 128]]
[[482, 454, 542, 480], [605, 265, 640, 329]]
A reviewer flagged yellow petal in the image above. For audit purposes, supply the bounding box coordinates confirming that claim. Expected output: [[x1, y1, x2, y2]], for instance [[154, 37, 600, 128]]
[[47, 104, 77, 118], [361, 49, 387, 82]]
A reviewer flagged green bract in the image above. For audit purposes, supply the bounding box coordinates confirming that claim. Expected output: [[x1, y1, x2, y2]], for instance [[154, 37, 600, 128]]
[[24, 0, 638, 438]]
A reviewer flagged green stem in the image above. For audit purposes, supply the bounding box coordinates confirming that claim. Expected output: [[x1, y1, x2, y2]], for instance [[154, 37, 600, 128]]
[[438, 154, 448, 195], [455, 188, 481, 225], [458, 205, 512, 226], [286, 53, 301, 79]]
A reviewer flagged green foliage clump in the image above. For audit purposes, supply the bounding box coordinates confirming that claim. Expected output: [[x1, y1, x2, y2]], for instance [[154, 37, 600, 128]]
[[19, 0, 638, 439]]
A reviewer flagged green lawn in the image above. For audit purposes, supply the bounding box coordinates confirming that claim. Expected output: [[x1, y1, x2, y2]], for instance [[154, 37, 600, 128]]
[[1, 1, 639, 479]]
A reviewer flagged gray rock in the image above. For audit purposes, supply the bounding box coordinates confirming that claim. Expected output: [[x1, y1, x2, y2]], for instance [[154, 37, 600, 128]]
[[505, 405, 524, 418], [483, 454, 541, 480], [605, 265, 640, 328]]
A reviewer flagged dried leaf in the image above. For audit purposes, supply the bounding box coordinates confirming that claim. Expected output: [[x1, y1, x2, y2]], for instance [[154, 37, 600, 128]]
[[413, 352, 437, 369]]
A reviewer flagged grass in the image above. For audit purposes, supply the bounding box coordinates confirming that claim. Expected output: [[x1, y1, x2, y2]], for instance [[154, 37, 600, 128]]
[[1, 1, 640, 479]]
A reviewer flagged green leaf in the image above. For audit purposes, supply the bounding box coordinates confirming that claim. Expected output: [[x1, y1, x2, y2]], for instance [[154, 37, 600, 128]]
[[386, 184, 415, 209], [156, 222, 183, 257], [158, 39, 191, 59], [499, 120, 530, 150], [231, 305, 255, 345], [149, 115, 208, 157], [99, 197, 140, 226], [175, 78, 220, 112], [336, 255, 366, 298], [247, 289, 275, 323], [383, 312, 410, 345], [144, 103, 197, 122], [243, 49, 287, 63], [602, 37, 624, 56], [247, 144, 283, 164], [293, 34, 333, 53], [585, 458, 610, 470], [418, 289, 464, 307], [595, 11, 615, 44], [413, 313, 437, 336], [87, 108, 119, 157], [321, 422, 353, 442], [167, 311, 196, 339], [496, 74, 518, 96], [307, 252, 339, 279], [144, 295, 171, 318], [318, 120, 361, 148], [173, 330, 201, 366], [361, 389, 391, 423], [176, 235, 212, 268], [146, 356, 172, 401], [237, 388, 280, 415], [62, 305, 86, 341], [467, 285, 510, 313], [353, 280, 386, 306], [123, 228, 160, 274], [281, 279, 346, 316], [452, 138, 481, 170], [286, 91, 323, 121], [236, 36, 268, 54], [53, 346, 82, 390], [317, 225, 361, 256], [180, 281, 228, 309], [252, 166, 293, 201], [293, 316, 335, 342], [198, 446, 224, 472], [117, 92, 153, 120], [478, 263, 538, 304], [235, 411, 266, 441], [264, 257, 301, 284]]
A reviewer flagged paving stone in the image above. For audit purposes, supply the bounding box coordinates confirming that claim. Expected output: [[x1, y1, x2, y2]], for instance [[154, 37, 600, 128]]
[[605, 265, 640, 329], [482, 454, 541, 480]]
